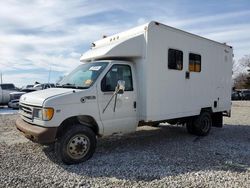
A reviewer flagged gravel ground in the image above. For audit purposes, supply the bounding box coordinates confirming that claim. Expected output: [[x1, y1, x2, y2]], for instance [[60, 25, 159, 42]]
[[0, 101, 250, 187]]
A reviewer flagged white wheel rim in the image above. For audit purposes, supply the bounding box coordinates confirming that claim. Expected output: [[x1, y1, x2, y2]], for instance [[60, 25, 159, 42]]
[[67, 134, 90, 160]]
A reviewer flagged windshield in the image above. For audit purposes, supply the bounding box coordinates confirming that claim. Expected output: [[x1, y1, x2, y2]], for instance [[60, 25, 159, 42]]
[[58, 62, 108, 89]]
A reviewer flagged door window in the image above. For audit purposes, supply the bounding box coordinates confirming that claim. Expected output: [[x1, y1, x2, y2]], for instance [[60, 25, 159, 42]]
[[101, 64, 133, 92]]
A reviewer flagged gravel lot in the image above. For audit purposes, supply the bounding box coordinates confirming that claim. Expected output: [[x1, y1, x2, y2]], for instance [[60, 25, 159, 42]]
[[0, 101, 250, 187]]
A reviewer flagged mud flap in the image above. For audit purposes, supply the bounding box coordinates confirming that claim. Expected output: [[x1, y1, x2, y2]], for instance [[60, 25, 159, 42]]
[[212, 112, 223, 127]]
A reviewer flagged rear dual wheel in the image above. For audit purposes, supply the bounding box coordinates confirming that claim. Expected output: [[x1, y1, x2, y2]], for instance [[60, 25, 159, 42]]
[[186, 111, 212, 136]]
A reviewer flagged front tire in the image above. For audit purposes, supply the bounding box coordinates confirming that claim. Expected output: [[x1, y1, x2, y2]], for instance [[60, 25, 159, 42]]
[[56, 125, 96, 164]]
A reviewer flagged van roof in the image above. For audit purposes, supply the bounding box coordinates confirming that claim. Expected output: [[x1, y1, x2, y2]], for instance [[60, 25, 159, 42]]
[[90, 21, 232, 50], [152, 21, 232, 48]]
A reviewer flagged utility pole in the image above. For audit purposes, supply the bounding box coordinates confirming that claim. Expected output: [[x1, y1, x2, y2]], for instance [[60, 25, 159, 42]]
[[0, 72, 2, 84], [0, 72, 2, 104], [48, 67, 51, 83]]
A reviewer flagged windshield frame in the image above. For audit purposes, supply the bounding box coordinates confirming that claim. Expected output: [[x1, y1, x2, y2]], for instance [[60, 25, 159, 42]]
[[57, 61, 109, 89]]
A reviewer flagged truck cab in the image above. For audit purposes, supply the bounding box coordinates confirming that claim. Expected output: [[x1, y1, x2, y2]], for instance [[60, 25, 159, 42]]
[[16, 60, 138, 164]]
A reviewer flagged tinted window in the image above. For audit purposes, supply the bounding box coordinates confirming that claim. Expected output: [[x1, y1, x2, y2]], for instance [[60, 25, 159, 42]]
[[189, 53, 201, 72], [26, 85, 33, 88], [0, 84, 15, 90], [44, 84, 55, 89], [168, 49, 183, 70], [243, 90, 250, 94], [101, 65, 133, 92]]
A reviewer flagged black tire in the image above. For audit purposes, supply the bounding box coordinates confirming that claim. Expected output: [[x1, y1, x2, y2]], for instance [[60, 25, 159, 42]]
[[55, 125, 96, 165], [193, 111, 212, 136]]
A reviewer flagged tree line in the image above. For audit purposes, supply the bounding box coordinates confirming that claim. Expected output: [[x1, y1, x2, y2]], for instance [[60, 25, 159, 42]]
[[233, 55, 250, 89]]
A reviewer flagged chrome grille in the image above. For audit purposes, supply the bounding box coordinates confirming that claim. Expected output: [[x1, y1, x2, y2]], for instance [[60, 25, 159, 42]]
[[19, 103, 33, 120]]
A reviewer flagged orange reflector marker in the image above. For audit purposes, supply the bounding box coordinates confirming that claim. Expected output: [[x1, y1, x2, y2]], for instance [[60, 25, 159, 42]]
[[43, 108, 54, 121]]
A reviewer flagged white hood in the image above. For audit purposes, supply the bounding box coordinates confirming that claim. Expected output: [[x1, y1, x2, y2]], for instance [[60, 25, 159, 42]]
[[20, 88, 78, 106]]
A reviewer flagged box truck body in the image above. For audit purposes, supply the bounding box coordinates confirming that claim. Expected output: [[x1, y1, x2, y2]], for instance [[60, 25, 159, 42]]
[[16, 21, 233, 164], [81, 21, 232, 125]]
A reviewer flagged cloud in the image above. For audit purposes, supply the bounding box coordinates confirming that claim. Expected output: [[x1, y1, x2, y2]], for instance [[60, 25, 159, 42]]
[[0, 1, 119, 31], [2, 72, 47, 87], [0, 1, 113, 86], [165, 10, 250, 28], [0, 0, 249, 86]]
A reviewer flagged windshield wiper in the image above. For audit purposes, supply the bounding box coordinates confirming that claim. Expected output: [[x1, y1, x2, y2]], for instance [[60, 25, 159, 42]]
[[57, 83, 89, 89]]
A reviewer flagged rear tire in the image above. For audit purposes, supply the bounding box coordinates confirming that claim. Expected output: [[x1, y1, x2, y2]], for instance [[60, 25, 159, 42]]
[[55, 125, 96, 164], [193, 111, 212, 136]]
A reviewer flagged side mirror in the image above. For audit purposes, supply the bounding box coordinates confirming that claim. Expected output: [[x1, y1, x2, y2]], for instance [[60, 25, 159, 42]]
[[116, 80, 125, 94]]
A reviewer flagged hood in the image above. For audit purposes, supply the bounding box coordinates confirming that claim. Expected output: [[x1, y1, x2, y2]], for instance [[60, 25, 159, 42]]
[[20, 88, 79, 106]]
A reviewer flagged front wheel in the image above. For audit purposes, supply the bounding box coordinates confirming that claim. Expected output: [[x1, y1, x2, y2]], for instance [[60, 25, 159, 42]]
[[56, 125, 96, 164]]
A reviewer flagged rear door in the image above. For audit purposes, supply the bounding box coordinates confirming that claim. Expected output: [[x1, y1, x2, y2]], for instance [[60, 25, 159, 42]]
[[97, 63, 138, 135]]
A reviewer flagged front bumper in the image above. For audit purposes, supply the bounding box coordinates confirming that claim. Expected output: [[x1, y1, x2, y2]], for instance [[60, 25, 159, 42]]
[[16, 117, 57, 144], [8, 100, 19, 109]]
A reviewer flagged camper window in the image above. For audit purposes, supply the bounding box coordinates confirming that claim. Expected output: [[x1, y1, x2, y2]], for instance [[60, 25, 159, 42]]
[[189, 53, 201, 72], [168, 49, 183, 70]]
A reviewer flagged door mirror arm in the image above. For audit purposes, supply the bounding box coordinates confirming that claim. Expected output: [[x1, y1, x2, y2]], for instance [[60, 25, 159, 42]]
[[102, 80, 125, 113]]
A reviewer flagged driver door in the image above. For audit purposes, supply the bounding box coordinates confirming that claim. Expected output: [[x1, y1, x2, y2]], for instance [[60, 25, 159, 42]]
[[97, 63, 138, 135]]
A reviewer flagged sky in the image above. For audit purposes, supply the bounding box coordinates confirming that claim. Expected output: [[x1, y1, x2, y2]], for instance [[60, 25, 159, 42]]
[[0, 0, 250, 87]]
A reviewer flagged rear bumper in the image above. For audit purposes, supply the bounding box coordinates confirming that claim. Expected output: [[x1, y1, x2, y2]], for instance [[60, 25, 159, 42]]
[[16, 117, 57, 144]]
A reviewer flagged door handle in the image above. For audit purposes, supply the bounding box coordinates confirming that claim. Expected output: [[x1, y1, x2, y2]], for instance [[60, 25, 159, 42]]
[[133, 101, 136, 109], [185, 71, 190, 79]]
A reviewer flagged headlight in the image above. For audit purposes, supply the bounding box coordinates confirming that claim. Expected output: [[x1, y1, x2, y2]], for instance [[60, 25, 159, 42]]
[[42, 108, 54, 121], [33, 108, 54, 121], [33, 109, 43, 119]]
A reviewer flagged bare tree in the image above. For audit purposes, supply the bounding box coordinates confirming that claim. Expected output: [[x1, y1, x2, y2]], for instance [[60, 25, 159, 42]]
[[239, 55, 250, 88], [239, 55, 250, 67], [233, 58, 248, 76], [233, 73, 248, 89], [233, 55, 250, 88]]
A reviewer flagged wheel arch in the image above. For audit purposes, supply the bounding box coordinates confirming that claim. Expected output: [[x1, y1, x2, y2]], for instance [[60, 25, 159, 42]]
[[56, 115, 100, 139], [200, 107, 213, 114]]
